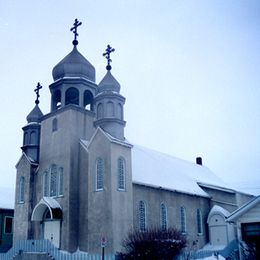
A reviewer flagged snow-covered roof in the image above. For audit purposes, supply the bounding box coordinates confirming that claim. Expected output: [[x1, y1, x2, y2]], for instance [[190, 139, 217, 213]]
[[132, 145, 228, 197], [227, 195, 260, 222], [207, 205, 230, 223], [0, 186, 15, 210]]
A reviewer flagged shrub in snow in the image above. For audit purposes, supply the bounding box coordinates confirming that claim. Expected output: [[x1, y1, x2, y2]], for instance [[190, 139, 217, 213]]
[[116, 227, 187, 260]]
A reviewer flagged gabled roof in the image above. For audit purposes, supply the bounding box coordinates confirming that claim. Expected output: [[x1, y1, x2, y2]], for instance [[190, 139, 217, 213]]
[[227, 195, 260, 222], [80, 127, 132, 151], [15, 152, 38, 168], [132, 145, 229, 197]]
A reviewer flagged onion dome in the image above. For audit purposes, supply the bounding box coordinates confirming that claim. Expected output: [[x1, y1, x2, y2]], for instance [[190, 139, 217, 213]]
[[52, 46, 96, 82], [26, 104, 43, 123], [98, 71, 120, 93]]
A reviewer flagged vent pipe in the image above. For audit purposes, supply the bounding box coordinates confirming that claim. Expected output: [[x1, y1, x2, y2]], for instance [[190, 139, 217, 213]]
[[196, 157, 202, 166]]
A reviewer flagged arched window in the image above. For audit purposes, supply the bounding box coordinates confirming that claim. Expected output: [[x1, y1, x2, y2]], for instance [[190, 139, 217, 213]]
[[50, 165, 57, 197], [107, 101, 115, 117], [117, 103, 123, 120], [97, 103, 103, 119], [23, 132, 28, 145], [160, 203, 167, 231], [96, 158, 104, 191], [197, 209, 203, 234], [43, 171, 49, 197], [117, 157, 126, 191], [84, 90, 94, 111], [65, 87, 79, 106], [52, 90, 61, 111], [19, 177, 25, 203], [52, 118, 58, 132], [58, 167, 64, 196], [139, 201, 146, 232], [30, 131, 37, 144], [180, 206, 187, 233]]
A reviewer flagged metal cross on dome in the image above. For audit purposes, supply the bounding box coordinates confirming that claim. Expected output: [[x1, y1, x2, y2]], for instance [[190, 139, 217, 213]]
[[103, 44, 115, 71], [34, 82, 42, 105], [70, 18, 82, 46]]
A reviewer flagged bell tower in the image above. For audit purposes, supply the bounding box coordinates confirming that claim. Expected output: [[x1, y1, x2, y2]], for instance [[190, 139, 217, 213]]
[[21, 83, 43, 163], [94, 45, 126, 140], [50, 19, 97, 112]]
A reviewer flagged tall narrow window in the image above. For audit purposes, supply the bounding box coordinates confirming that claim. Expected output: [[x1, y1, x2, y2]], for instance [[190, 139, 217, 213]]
[[43, 171, 49, 196], [139, 201, 146, 232], [180, 207, 187, 233], [117, 157, 126, 191], [58, 167, 64, 196], [50, 165, 57, 197], [160, 203, 167, 231], [30, 131, 37, 144], [23, 133, 28, 145], [19, 176, 25, 203], [97, 103, 103, 119], [117, 103, 123, 120], [4, 217, 13, 234], [107, 101, 114, 117], [52, 118, 58, 132], [96, 158, 104, 191], [197, 209, 203, 234]]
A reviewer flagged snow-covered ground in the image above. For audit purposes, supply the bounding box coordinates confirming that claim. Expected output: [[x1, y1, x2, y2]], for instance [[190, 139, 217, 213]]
[[197, 254, 225, 260]]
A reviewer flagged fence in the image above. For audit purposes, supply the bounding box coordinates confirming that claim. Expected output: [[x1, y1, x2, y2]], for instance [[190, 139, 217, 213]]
[[0, 240, 115, 260], [177, 239, 239, 260], [0, 239, 239, 260]]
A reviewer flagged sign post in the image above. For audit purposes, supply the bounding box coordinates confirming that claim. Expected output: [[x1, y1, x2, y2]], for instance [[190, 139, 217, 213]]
[[101, 236, 107, 260]]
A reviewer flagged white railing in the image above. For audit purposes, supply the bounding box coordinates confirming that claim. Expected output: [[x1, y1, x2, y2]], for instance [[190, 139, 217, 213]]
[[0, 239, 115, 260]]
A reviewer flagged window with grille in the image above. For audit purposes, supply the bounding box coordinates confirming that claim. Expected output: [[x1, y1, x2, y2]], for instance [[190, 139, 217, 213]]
[[43, 171, 49, 196], [58, 167, 64, 196], [117, 157, 126, 191], [43, 164, 64, 197], [139, 201, 146, 232], [19, 176, 25, 203], [50, 165, 57, 197], [197, 209, 203, 234], [160, 203, 167, 231], [96, 158, 104, 191], [180, 206, 187, 233]]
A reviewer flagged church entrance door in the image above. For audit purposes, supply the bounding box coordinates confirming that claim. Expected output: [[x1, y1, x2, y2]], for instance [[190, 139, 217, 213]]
[[44, 219, 60, 248]]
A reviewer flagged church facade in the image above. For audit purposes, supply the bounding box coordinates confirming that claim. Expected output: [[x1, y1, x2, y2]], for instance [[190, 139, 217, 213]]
[[13, 21, 253, 255]]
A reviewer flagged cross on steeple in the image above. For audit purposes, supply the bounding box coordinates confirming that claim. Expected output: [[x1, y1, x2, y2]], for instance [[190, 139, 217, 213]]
[[103, 45, 115, 71], [34, 82, 42, 105], [70, 19, 82, 46]]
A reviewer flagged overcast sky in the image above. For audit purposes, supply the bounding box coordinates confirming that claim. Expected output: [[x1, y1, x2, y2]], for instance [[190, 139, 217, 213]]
[[1, 0, 260, 195]]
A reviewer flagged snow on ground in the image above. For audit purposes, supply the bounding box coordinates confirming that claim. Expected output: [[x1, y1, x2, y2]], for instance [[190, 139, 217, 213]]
[[197, 255, 225, 260], [0, 186, 15, 209]]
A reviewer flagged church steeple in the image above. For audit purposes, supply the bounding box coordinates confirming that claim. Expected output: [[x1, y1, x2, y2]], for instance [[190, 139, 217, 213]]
[[50, 19, 97, 112], [21, 83, 43, 162], [94, 45, 126, 140]]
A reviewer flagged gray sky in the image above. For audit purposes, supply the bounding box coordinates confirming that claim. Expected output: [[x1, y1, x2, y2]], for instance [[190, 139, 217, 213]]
[[1, 0, 260, 195]]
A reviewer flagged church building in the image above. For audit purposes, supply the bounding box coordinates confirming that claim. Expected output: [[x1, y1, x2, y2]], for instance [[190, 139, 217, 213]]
[[13, 20, 254, 255]]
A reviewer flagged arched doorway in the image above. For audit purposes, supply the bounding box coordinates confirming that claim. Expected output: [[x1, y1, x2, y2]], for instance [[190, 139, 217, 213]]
[[31, 197, 62, 248]]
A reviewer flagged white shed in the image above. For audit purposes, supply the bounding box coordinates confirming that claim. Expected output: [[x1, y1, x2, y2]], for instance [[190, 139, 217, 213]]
[[207, 205, 235, 247]]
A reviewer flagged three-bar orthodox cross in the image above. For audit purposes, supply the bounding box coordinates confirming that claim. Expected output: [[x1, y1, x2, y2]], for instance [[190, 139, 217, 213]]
[[34, 82, 42, 105], [103, 45, 115, 71], [70, 19, 82, 45]]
